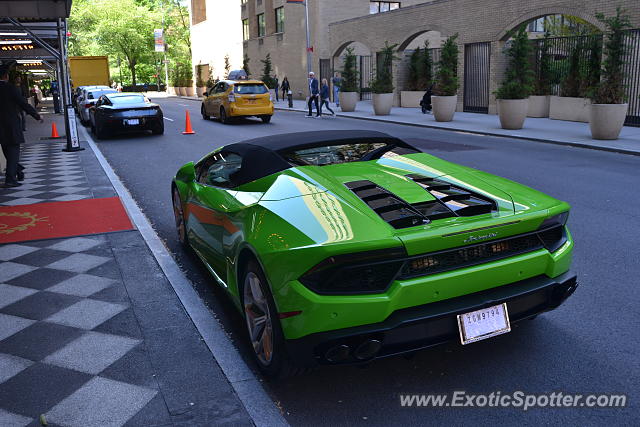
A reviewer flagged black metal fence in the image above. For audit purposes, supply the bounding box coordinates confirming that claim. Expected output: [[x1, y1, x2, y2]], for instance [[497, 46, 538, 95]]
[[531, 30, 640, 127], [623, 29, 640, 126], [463, 42, 491, 113], [358, 55, 372, 100]]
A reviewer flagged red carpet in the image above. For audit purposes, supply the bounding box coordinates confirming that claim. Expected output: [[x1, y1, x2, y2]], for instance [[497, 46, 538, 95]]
[[0, 197, 134, 244]]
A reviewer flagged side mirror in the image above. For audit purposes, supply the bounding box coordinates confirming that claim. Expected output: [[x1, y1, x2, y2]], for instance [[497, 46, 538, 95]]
[[203, 91, 208, 97], [175, 161, 196, 183]]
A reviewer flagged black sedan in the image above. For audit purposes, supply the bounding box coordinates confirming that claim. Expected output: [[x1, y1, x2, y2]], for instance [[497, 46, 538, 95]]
[[89, 92, 164, 139]]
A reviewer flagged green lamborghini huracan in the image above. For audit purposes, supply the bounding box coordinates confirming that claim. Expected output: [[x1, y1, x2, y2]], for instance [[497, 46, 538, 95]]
[[171, 130, 577, 377]]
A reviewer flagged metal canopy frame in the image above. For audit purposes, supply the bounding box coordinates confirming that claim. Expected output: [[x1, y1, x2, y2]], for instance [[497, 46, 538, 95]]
[[0, 0, 81, 152]]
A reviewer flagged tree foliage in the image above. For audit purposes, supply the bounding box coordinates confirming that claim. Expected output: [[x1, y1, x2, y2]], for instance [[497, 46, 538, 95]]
[[433, 34, 459, 96], [590, 7, 631, 104], [260, 54, 276, 88], [68, 0, 192, 87], [495, 27, 534, 99], [243, 54, 251, 77], [406, 40, 434, 91], [371, 41, 398, 94], [340, 47, 360, 93], [533, 34, 553, 96]]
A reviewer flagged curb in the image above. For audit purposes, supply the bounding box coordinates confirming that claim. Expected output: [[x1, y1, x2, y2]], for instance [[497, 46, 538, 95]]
[[272, 106, 640, 157], [78, 123, 288, 427]]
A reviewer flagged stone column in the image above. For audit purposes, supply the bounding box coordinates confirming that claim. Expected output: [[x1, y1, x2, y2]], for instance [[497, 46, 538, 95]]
[[488, 40, 507, 114]]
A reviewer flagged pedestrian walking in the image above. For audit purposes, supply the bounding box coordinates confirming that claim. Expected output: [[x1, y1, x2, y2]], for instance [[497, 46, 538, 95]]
[[319, 78, 335, 116], [281, 76, 290, 101], [14, 75, 28, 131], [306, 71, 320, 118], [420, 83, 434, 114], [0, 62, 42, 188], [331, 72, 342, 107], [274, 76, 279, 102]]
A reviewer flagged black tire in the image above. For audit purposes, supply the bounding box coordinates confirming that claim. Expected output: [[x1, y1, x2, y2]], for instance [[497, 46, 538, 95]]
[[172, 186, 189, 247], [261, 115, 272, 124], [93, 120, 106, 140], [152, 120, 164, 135], [240, 259, 304, 379], [219, 107, 229, 124], [201, 104, 209, 120]]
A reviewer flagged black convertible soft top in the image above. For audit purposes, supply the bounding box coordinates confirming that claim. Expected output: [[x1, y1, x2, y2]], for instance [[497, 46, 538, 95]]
[[221, 130, 418, 186]]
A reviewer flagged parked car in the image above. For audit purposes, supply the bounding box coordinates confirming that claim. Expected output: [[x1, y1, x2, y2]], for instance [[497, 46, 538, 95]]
[[78, 88, 118, 125], [90, 92, 164, 139], [171, 130, 577, 378], [74, 85, 109, 111], [201, 79, 273, 124]]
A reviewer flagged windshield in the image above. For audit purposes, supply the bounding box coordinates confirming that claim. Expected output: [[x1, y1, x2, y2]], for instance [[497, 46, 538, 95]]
[[283, 143, 390, 166], [111, 95, 146, 104], [88, 89, 117, 99], [234, 84, 268, 95]]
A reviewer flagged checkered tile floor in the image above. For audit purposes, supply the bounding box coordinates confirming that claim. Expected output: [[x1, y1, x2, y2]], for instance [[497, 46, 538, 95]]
[[0, 142, 91, 206], [0, 236, 159, 426]]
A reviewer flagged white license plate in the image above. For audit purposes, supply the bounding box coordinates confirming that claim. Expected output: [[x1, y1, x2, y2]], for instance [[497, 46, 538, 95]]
[[124, 119, 139, 125], [457, 303, 511, 345]]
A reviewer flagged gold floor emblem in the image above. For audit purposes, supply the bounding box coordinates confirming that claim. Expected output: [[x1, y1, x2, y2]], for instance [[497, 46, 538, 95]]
[[0, 212, 49, 235]]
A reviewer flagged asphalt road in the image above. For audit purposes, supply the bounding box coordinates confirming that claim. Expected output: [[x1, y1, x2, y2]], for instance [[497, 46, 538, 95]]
[[91, 96, 639, 426]]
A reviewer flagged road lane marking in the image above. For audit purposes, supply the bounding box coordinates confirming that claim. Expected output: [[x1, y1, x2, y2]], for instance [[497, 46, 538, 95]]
[[178, 103, 189, 107], [163, 117, 174, 122]]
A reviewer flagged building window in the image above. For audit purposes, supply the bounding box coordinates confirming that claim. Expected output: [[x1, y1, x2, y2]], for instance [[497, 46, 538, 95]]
[[191, 0, 207, 25], [242, 19, 250, 41], [369, 2, 400, 14], [275, 7, 284, 33], [257, 13, 265, 37], [240, 0, 247, 4]]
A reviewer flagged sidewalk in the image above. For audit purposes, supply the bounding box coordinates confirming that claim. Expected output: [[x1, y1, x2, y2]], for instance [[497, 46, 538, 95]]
[[161, 91, 640, 156], [0, 102, 275, 426]]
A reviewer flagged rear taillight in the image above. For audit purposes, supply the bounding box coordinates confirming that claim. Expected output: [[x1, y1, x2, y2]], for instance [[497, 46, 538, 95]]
[[299, 248, 406, 295]]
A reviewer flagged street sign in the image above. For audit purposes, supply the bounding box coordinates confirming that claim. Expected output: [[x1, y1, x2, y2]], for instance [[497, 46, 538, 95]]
[[67, 107, 80, 149], [154, 29, 164, 52]]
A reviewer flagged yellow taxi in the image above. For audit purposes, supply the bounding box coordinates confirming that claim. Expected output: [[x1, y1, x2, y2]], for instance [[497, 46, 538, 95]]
[[201, 79, 274, 124]]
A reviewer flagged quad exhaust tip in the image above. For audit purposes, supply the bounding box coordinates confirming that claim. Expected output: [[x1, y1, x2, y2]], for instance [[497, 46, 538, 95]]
[[324, 339, 383, 363], [354, 339, 382, 360]]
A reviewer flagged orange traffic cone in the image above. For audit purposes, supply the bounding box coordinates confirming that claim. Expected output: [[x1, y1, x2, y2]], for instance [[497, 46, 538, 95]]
[[182, 110, 195, 135], [51, 122, 61, 138]]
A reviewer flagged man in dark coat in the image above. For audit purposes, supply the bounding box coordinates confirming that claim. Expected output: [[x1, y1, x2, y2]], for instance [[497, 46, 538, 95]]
[[306, 71, 320, 118], [0, 62, 42, 187]]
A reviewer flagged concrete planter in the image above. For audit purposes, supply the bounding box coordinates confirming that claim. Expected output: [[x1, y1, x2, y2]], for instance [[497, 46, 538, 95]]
[[497, 99, 528, 130], [549, 96, 591, 122], [400, 91, 424, 108], [340, 92, 358, 112], [185, 87, 195, 97], [431, 95, 457, 122], [527, 95, 550, 118], [176, 87, 185, 96], [196, 87, 206, 97], [589, 103, 628, 140], [373, 93, 393, 115], [167, 86, 174, 95]]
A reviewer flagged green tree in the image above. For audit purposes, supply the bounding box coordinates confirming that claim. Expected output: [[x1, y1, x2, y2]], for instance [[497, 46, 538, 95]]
[[495, 27, 534, 99], [534, 34, 553, 96], [371, 41, 399, 93], [260, 53, 275, 88], [406, 46, 421, 91], [590, 7, 631, 104], [340, 47, 360, 92], [243, 54, 251, 77], [224, 54, 231, 78], [420, 40, 433, 90], [433, 34, 459, 96]]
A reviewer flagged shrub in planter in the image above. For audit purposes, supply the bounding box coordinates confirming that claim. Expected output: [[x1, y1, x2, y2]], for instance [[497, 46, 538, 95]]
[[243, 54, 251, 78], [588, 7, 631, 139], [196, 73, 206, 97], [371, 42, 398, 115], [402, 41, 433, 107], [431, 34, 459, 122], [339, 46, 360, 112], [529, 34, 553, 117], [495, 26, 534, 129], [260, 53, 276, 89]]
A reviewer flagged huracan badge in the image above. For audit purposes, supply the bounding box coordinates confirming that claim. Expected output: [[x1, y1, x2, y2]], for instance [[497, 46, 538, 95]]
[[464, 232, 498, 244]]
